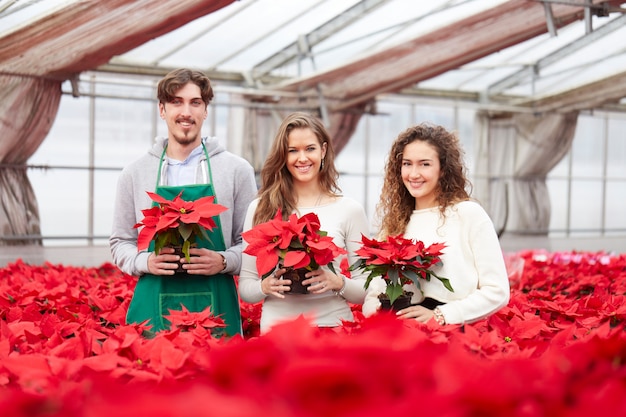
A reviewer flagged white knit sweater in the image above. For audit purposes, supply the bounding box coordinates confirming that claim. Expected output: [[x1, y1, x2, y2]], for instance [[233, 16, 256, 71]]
[[238, 196, 370, 333], [362, 201, 510, 325]]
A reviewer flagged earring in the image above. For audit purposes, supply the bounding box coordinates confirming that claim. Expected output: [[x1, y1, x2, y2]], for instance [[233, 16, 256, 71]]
[[321, 158, 325, 170]]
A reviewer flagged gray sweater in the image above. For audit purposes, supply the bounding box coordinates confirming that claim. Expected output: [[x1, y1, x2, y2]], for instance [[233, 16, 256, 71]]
[[109, 137, 257, 276]]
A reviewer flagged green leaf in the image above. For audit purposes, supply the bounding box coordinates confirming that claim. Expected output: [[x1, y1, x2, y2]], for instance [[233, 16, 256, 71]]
[[182, 240, 191, 262], [194, 224, 211, 243], [387, 268, 400, 286], [364, 274, 374, 289], [178, 223, 193, 241], [402, 269, 422, 292], [349, 259, 366, 272], [154, 232, 169, 255], [434, 272, 454, 292], [290, 239, 305, 250], [386, 284, 404, 305]]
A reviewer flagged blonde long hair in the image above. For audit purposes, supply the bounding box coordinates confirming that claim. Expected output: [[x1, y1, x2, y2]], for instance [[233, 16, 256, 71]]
[[378, 123, 471, 238], [253, 112, 341, 225]]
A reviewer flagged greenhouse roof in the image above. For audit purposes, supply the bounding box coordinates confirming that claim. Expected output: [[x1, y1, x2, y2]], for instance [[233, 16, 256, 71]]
[[1, 0, 626, 114]]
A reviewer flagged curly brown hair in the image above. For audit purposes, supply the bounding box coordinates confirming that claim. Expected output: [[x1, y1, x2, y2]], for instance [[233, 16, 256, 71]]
[[253, 112, 341, 225], [157, 68, 214, 106], [377, 123, 471, 238]]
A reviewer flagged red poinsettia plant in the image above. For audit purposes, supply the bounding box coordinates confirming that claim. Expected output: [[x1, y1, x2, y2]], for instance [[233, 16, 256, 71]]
[[164, 305, 226, 338], [134, 191, 227, 262], [242, 210, 346, 279], [350, 234, 453, 305]]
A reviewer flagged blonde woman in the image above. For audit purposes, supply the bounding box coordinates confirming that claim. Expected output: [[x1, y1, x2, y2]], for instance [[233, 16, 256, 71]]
[[238, 112, 369, 333]]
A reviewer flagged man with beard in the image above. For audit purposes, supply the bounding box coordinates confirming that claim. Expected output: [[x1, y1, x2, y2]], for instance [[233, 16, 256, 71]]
[[110, 68, 257, 337]]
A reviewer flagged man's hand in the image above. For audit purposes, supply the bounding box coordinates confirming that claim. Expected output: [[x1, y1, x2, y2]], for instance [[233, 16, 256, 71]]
[[147, 247, 180, 275], [180, 247, 226, 276]]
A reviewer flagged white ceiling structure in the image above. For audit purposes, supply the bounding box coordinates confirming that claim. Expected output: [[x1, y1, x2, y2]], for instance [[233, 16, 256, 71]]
[[1, 0, 626, 116]]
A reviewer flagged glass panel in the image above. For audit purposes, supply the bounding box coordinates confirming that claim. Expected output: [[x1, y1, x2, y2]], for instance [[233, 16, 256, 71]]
[[94, 170, 119, 242], [371, 101, 412, 175], [547, 177, 569, 236], [95, 97, 155, 167], [607, 117, 626, 179], [29, 94, 91, 245], [213, 92, 230, 147], [605, 180, 626, 234], [414, 105, 454, 129], [29, 168, 89, 245], [569, 179, 603, 237], [570, 114, 605, 178], [30, 94, 90, 166], [457, 108, 476, 176]]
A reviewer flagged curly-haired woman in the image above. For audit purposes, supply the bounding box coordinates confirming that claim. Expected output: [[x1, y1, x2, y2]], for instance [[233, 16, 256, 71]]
[[363, 123, 510, 325]]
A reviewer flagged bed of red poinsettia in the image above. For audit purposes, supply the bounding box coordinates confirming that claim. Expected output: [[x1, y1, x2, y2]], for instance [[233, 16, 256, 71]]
[[1, 249, 625, 416]]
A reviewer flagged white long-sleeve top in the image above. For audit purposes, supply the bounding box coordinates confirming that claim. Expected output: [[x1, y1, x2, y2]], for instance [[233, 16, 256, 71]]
[[238, 196, 370, 333], [362, 201, 510, 325]]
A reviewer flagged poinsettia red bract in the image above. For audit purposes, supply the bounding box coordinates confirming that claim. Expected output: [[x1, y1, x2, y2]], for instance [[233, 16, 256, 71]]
[[242, 210, 346, 279], [134, 191, 227, 261], [1, 250, 626, 415], [350, 233, 452, 304]]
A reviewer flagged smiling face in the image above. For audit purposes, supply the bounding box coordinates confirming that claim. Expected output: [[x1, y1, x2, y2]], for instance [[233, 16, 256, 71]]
[[286, 127, 327, 186], [401, 140, 441, 209], [159, 82, 207, 147]]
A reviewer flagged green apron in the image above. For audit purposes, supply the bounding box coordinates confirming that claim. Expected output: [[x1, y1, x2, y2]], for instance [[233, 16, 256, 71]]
[[126, 144, 242, 337]]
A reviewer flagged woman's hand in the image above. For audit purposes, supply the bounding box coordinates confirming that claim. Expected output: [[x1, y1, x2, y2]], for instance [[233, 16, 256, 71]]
[[395, 305, 435, 322], [302, 268, 342, 294], [261, 267, 290, 298]]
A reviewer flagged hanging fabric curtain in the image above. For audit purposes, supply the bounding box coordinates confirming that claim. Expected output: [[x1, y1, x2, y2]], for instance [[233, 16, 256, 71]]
[[474, 111, 578, 235], [511, 112, 578, 233], [0, 75, 62, 245]]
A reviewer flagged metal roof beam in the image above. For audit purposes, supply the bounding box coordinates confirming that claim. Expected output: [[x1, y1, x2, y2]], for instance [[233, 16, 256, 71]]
[[207, 0, 327, 72], [487, 11, 626, 96], [274, 0, 595, 111], [251, 0, 391, 79], [529, 69, 626, 113], [150, 0, 257, 66]]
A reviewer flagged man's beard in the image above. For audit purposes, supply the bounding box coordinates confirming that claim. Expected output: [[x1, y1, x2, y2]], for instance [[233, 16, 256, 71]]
[[171, 117, 201, 146], [172, 126, 200, 145], [172, 131, 199, 146]]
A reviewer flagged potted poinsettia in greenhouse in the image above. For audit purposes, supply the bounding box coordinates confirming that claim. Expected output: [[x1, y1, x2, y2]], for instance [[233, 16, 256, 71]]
[[242, 210, 346, 294], [350, 234, 453, 310], [134, 191, 227, 272]]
